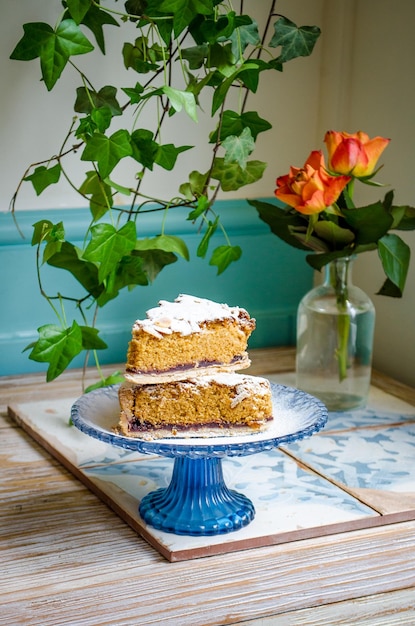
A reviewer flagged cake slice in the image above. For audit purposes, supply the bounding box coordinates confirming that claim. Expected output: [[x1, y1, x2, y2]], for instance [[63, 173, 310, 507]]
[[125, 294, 255, 383], [118, 373, 273, 440]]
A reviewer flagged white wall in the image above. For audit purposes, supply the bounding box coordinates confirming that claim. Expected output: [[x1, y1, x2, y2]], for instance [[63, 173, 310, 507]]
[[316, 0, 415, 387], [1, 1, 414, 386], [0, 1, 324, 211]]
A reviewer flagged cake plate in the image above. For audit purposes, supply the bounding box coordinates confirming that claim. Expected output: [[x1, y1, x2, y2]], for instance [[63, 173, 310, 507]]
[[71, 383, 327, 537]]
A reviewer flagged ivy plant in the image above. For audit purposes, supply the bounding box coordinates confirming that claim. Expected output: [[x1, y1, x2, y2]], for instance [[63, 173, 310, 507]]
[[10, 0, 320, 387]]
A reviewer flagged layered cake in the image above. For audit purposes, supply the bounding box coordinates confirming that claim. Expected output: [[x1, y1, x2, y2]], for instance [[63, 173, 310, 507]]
[[125, 294, 255, 384], [118, 373, 273, 439]]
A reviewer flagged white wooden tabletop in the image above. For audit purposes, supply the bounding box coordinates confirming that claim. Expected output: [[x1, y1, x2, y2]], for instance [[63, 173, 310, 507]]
[[1, 347, 415, 625]]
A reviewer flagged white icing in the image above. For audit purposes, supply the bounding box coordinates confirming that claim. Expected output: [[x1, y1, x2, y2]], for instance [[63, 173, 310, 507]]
[[133, 294, 250, 338]]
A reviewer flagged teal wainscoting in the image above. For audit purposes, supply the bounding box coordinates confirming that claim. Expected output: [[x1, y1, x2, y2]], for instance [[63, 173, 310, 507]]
[[0, 199, 313, 377]]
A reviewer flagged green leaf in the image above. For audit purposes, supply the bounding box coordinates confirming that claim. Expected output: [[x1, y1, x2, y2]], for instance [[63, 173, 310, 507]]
[[79, 171, 112, 221], [130, 129, 159, 170], [248, 199, 311, 251], [133, 249, 177, 282], [135, 235, 189, 260], [269, 17, 321, 63], [222, 127, 255, 169], [80, 326, 108, 350], [377, 233, 410, 297], [47, 241, 104, 299], [31, 220, 64, 246], [209, 245, 242, 275], [24, 164, 61, 195], [342, 201, 394, 245], [41, 19, 94, 90], [154, 143, 193, 171], [181, 44, 209, 69], [229, 19, 259, 60], [10, 22, 53, 61], [80, 3, 119, 54], [179, 170, 209, 199], [163, 86, 198, 122], [66, 0, 91, 24], [393, 205, 415, 230], [121, 82, 144, 104], [313, 221, 355, 247], [207, 42, 235, 76], [84, 371, 125, 393], [26, 322, 83, 382], [158, 0, 214, 36], [197, 217, 219, 258], [81, 129, 133, 178], [74, 85, 122, 116], [83, 221, 137, 282], [97, 254, 149, 305], [122, 37, 164, 73], [211, 158, 266, 191], [210, 110, 271, 143], [187, 195, 210, 220]]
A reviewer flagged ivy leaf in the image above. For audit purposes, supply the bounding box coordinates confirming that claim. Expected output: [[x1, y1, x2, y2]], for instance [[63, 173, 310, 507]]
[[211, 62, 259, 115], [65, 0, 91, 24], [83, 221, 137, 282], [80, 3, 119, 54], [229, 19, 260, 59], [135, 235, 190, 261], [133, 249, 177, 282], [155, 143, 193, 170], [24, 164, 61, 195], [209, 245, 242, 275], [121, 82, 144, 104], [187, 195, 210, 220], [42, 19, 95, 90], [130, 129, 159, 170], [97, 255, 149, 306], [222, 127, 255, 169], [181, 44, 209, 69], [79, 171, 112, 221], [74, 85, 122, 116], [377, 233, 410, 297], [158, 0, 214, 36], [210, 110, 271, 143], [84, 371, 125, 393], [31, 220, 65, 245], [197, 216, 219, 258], [211, 158, 266, 191], [47, 241, 104, 299], [10, 23, 52, 61], [163, 86, 198, 122], [179, 170, 209, 200], [25, 321, 84, 382], [122, 37, 164, 73], [80, 326, 108, 350], [81, 129, 133, 178], [269, 17, 321, 63]]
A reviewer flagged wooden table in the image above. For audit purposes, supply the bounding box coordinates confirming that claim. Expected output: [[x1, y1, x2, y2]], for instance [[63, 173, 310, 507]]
[[2, 347, 415, 625]]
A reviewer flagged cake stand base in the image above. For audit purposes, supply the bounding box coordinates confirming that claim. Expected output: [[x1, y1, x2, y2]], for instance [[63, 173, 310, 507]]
[[139, 456, 255, 536]]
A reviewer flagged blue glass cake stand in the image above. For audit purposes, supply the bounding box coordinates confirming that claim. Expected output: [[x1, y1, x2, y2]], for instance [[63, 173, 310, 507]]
[[71, 383, 327, 537]]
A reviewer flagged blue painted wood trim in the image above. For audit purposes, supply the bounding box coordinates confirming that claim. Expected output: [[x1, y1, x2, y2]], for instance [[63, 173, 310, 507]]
[[0, 199, 313, 377]]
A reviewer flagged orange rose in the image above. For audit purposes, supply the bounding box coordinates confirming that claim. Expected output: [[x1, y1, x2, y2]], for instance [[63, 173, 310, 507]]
[[324, 130, 390, 178], [275, 150, 351, 215]]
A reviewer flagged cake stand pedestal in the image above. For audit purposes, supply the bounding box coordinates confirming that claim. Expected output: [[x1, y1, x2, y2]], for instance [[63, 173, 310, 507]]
[[71, 383, 327, 537], [139, 456, 254, 535]]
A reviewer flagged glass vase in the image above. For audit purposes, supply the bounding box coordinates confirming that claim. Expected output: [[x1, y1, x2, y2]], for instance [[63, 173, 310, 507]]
[[296, 256, 375, 411]]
